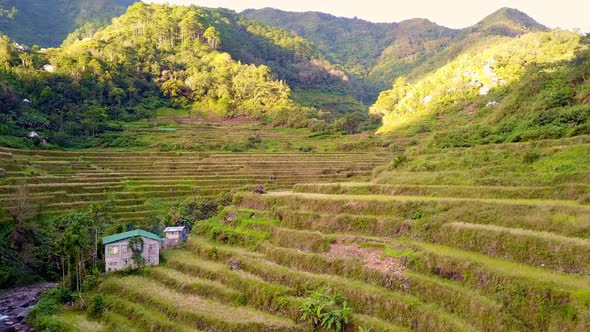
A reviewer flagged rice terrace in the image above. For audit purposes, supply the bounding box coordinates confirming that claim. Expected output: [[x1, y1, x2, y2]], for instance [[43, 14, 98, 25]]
[[0, 1, 589, 331]]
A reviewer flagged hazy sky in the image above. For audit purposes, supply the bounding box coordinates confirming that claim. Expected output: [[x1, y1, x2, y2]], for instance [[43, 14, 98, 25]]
[[145, 0, 590, 32]]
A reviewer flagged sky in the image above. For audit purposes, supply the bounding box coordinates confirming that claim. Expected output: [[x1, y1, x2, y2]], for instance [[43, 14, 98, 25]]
[[145, 0, 590, 32]]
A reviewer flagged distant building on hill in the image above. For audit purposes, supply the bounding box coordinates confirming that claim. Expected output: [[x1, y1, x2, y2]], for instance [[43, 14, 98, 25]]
[[102, 230, 162, 272], [27, 131, 39, 138], [42, 64, 54, 73], [164, 226, 188, 248]]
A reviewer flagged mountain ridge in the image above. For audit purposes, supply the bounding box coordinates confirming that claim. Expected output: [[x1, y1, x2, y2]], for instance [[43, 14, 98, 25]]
[[243, 6, 547, 101]]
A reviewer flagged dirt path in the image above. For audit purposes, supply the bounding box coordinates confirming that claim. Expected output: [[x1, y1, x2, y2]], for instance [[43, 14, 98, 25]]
[[0, 283, 56, 332], [328, 240, 405, 278]]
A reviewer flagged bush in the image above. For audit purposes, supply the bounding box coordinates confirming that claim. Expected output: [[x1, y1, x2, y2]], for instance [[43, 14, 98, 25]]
[[29, 287, 73, 329], [170, 196, 222, 229], [88, 295, 105, 318], [0, 135, 33, 149], [388, 153, 408, 170], [82, 274, 99, 292], [300, 288, 352, 331], [523, 149, 541, 164], [299, 146, 315, 152], [32, 316, 74, 332]]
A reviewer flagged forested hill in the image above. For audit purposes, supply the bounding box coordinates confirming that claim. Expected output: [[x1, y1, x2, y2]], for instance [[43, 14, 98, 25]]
[[243, 8, 455, 78], [243, 7, 547, 98], [371, 30, 590, 145], [2, 3, 355, 149], [0, 0, 141, 47]]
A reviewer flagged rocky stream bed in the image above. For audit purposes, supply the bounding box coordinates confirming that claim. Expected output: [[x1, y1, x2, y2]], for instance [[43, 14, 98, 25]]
[[0, 283, 56, 332]]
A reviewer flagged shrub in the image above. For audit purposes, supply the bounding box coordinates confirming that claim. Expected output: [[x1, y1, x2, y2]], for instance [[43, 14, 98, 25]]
[[29, 287, 73, 330], [388, 153, 408, 170], [88, 295, 105, 318], [32, 316, 73, 332], [82, 274, 99, 292], [300, 288, 352, 331], [170, 196, 221, 229], [523, 149, 541, 164]]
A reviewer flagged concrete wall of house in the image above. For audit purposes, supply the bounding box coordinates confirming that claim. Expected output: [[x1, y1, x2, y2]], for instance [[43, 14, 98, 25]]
[[104, 237, 160, 272], [164, 230, 188, 248]]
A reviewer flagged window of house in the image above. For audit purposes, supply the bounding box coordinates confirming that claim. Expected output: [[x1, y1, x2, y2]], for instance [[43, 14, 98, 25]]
[[121, 244, 128, 253], [107, 245, 119, 255]]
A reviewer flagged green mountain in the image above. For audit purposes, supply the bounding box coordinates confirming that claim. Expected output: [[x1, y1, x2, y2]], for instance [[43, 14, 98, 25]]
[[2, 3, 342, 149], [371, 30, 589, 144], [473, 7, 547, 36], [243, 8, 454, 97], [243, 7, 546, 100], [0, 0, 135, 47], [192, 8, 359, 112]]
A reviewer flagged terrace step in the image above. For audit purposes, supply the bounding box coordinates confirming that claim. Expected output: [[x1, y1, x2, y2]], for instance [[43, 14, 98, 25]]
[[293, 182, 590, 201], [184, 238, 476, 332], [406, 240, 590, 331], [165, 251, 414, 332], [101, 276, 298, 331], [241, 192, 590, 238], [266, 191, 586, 208], [438, 222, 590, 273], [104, 296, 202, 332], [145, 267, 246, 305], [52, 312, 104, 331]]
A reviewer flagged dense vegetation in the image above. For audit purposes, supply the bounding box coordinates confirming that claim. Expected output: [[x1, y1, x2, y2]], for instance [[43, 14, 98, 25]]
[[244, 7, 547, 102], [0, 3, 382, 150], [372, 31, 590, 146], [0, 8, 274, 148], [170, 6, 364, 114]]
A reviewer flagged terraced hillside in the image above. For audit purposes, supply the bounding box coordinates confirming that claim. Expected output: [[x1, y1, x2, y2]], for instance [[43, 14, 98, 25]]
[[122, 113, 386, 153], [0, 147, 387, 224], [47, 135, 589, 331], [0, 112, 389, 225]]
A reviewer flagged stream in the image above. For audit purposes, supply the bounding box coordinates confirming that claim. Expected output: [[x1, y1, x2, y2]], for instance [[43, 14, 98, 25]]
[[0, 283, 56, 332]]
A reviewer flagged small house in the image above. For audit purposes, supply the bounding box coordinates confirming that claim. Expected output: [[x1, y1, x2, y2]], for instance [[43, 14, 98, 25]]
[[27, 131, 39, 139], [22, 99, 31, 103], [42, 64, 54, 73], [102, 230, 162, 272], [163, 226, 188, 248]]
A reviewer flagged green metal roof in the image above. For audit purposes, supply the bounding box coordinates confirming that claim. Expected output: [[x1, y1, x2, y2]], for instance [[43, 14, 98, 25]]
[[102, 230, 162, 245]]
